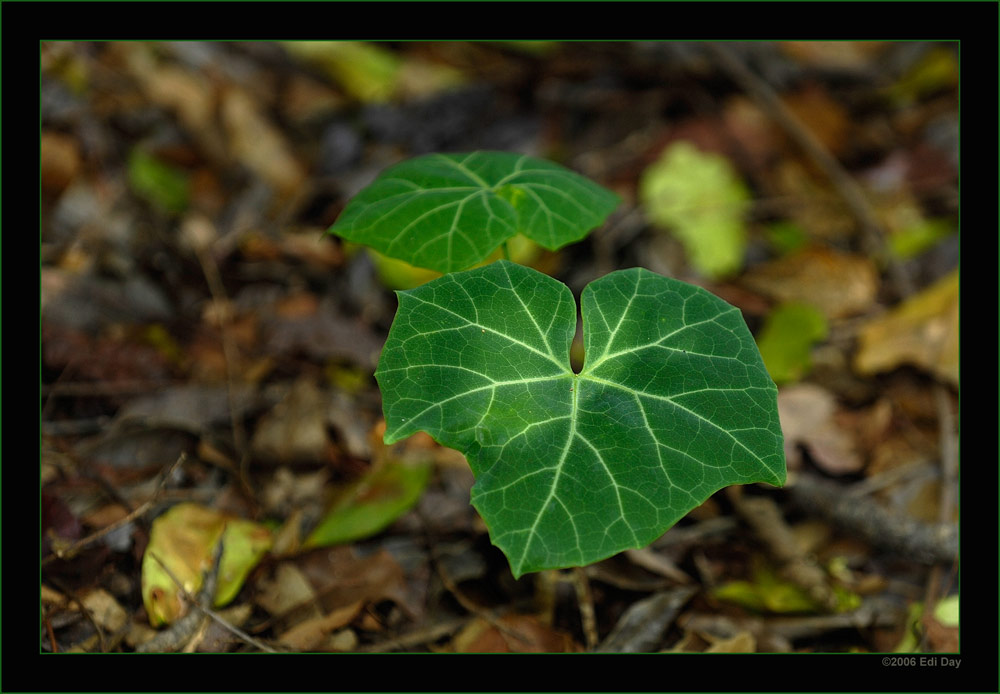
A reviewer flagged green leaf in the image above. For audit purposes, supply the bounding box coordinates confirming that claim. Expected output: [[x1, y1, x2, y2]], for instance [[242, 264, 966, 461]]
[[713, 564, 823, 614], [756, 302, 828, 385], [141, 503, 272, 626], [128, 148, 190, 215], [303, 460, 432, 548], [328, 152, 620, 274], [639, 141, 749, 279], [377, 260, 784, 578]]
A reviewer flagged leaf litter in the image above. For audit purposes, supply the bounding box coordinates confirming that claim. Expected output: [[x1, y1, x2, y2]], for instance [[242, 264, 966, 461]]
[[41, 41, 959, 655]]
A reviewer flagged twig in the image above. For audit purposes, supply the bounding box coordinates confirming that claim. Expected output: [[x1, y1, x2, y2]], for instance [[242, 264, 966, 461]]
[[416, 511, 531, 650], [138, 537, 278, 653], [357, 616, 468, 652], [707, 41, 960, 641], [193, 240, 255, 501], [703, 42, 915, 296], [920, 387, 960, 648], [729, 490, 839, 612], [44, 577, 107, 653], [42, 453, 187, 567], [790, 473, 958, 565], [569, 567, 599, 650]]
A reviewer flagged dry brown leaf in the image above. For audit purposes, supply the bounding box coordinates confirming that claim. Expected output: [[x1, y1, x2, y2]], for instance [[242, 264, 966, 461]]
[[221, 86, 306, 197], [250, 378, 335, 465], [777, 384, 863, 474], [277, 602, 363, 651], [297, 546, 418, 619], [922, 611, 959, 652], [263, 294, 383, 369], [854, 270, 958, 386], [450, 614, 579, 653], [255, 562, 322, 624], [782, 84, 850, 155], [703, 630, 757, 653], [780, 41, 886, 69], [768, 162, 858, 241], [81, 588, 129, 632], [41, 131, 82, 194], [742, 245, 878, 319]]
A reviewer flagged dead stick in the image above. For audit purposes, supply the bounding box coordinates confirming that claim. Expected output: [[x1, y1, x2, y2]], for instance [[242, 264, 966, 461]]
[[193, 242, 254, 500], [570, 567, 599, 650], [704, 42, 915, 297], [43, 453, 188, 567]]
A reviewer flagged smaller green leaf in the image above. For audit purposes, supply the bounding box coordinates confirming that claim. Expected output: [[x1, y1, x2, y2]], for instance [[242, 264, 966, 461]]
[[639, 141, 749, 279], [303, 460, 432, 548], [756, 302, 828, 385], [329, 151, 619, 274]]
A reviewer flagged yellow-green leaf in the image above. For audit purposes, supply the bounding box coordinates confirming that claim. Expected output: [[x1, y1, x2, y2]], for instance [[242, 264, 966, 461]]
[[304, 460, 433, 548], [854, 269, 958, 386], [141, 503, 272, 626], [639, 141, 749, 279], [756, 302, 828, 384]]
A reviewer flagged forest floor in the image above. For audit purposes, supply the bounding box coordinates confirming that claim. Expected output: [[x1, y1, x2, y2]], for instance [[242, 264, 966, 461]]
[[41, 41, 961, 665]]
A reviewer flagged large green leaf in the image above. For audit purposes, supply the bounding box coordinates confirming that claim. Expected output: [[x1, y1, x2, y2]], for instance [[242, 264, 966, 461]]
[[328, 151, 620, 273], [376, 260, 785, 577]]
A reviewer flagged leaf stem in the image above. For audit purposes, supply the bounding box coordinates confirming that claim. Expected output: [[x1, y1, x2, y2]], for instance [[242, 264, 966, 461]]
[[500, 241, 511, 261]]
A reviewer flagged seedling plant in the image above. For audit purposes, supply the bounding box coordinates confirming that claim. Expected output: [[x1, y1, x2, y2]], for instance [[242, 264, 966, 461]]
[[329, 151, 785, 578]]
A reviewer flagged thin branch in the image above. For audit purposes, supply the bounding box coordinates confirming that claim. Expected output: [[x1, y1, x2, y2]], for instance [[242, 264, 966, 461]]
[[138, 538, 278, 653], [193, 241, 255, 501], [704, 41, 916, 297], [43, 453, 188, 567]]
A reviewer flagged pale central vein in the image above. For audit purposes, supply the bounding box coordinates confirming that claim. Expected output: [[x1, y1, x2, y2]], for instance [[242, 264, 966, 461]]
[[519, 377, 579, 575]]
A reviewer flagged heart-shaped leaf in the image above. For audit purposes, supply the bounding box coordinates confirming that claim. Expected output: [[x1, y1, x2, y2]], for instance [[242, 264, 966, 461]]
[[377, 260, 785, 577], [328, 151, 620, 273]]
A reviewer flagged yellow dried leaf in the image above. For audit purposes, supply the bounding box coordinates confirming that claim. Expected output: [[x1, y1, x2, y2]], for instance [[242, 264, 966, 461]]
[[854, 270, 958, 386], [141, 503, 272, 626]]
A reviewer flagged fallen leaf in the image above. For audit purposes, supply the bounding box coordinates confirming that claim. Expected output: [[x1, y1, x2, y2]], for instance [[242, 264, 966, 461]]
[[221, 85, 306, 197], [41, 131, 82, 194], [296, 546, 418, 619], [778, 384, 862, 474], [141, 503, 272, 626], [640, 140, 750, 278], [128, 148, 190, 214], [888, 46, 959, 106], [781, 41, 886, 70], [263, 295, 384, 369], [250, 378, 335, 465], [304, 459, 432, 549], [277, 603, 363, 651], [117, 383, 259, 433], [782, 83, 850, 155], [255, 562, 323, 628], [450, 614, 579, 653], [713, 564, 822, 614], [854, 269, 958, 386], [742, 245, 878, 319], [703, 630, 757, 653], [756, 302, 828, 384], [282, 41, 464, 104]]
